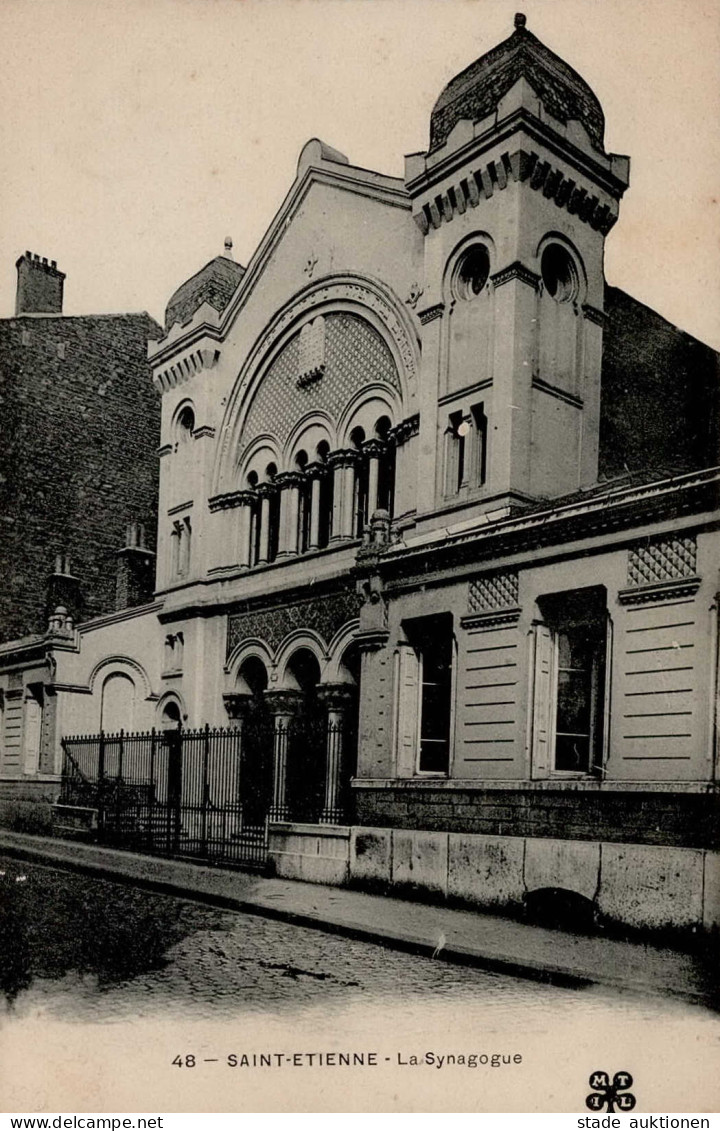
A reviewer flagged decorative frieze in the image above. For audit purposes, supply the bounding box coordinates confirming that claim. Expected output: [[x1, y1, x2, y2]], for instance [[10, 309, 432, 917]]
[[412, 147, 618, 237], [154, 346, 220, 393], [226, 590, 363, 659]]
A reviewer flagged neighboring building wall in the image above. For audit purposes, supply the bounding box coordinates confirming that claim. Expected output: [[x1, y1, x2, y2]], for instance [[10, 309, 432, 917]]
[[600, 286, 720, 476], [0, 309, 162, 641]]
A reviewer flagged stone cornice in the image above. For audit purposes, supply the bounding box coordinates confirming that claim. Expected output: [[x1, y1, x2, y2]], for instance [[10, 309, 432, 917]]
[[460, 607, 522, 630], [582, 303, 606, 327], [389, 414, 420, 446], [406, 107, 628, 202], [167, 499, 194, 516], [532, 376, 583, 409], [491, 261, 540, 291], [617, 577, 702, 606], [153, 345, 220, 393], [412, 142, 620, 237], [418, 303, 445, 325], [208, 489, 256, 513], [378, 468, 720, 583]]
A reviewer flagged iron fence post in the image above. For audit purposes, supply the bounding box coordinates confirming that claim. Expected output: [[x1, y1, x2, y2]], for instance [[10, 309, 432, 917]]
[[201, 723, 210, 855], [97, 730, 106, 837], [149, 728, 156, 850]]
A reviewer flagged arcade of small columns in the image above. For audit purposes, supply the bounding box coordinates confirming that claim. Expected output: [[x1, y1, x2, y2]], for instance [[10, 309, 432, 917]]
[[210, 415, 418, 569], [223, 681, 357, 826]]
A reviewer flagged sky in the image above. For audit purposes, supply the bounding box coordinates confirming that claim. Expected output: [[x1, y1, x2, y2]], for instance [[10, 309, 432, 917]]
[[1, 0, 719, 348]]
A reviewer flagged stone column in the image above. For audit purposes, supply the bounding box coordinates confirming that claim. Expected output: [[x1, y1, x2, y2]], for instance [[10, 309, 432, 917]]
[[222, 692, 252, 828], [265, 690, 301, 822], [317, 683, 356, 825], [235, 490, 256, 569], [328, 450, 358, 542], [256, 485, 273, 564], [276, 472, 303, 557], [363, 439, 386, 520], [306, 463, 324, 551]]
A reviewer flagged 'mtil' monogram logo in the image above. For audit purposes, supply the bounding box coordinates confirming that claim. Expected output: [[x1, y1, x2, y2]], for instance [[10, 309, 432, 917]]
[[586, 1070, 636, 1112]]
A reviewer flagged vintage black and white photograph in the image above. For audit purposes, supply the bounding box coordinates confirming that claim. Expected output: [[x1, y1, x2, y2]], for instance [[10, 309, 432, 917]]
[[0, 0, 719, 1115]]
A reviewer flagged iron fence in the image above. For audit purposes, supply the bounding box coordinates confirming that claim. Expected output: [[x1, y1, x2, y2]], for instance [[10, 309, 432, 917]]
[[58, 715, 354, 869]]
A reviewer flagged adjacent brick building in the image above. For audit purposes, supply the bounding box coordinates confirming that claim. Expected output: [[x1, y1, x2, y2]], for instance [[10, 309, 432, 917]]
[[0, 253, 161, 820], [0, 253, 162, 641]]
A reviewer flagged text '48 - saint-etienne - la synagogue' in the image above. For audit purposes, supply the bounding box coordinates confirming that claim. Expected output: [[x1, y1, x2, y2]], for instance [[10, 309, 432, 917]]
[[1, 14, 719, 938]]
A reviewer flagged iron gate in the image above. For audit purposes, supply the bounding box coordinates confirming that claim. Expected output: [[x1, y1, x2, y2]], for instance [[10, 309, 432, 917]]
[[58, 710, 356, 866], [58, 723, 275, 868]]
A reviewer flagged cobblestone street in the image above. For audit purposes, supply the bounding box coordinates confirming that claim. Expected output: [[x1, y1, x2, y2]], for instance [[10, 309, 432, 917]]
[[2, 854, 720, 1111]]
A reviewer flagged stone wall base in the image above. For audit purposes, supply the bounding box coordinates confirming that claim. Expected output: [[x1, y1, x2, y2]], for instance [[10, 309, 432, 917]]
[[267, 822, 351, 885], [269, 821, 720, 938], [0, 777, 60, 835]]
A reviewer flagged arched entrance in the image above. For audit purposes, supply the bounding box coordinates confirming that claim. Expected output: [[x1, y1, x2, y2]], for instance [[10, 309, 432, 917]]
[[283, 648, 326, 823], [233, 656, 274, 830]]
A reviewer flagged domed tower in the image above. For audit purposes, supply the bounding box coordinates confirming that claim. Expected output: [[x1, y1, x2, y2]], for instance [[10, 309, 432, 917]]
[[405, 13, 630, 516]]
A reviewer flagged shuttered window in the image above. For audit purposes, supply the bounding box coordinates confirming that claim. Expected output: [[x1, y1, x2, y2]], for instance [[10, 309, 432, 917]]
[[531, 588, 608, 778]]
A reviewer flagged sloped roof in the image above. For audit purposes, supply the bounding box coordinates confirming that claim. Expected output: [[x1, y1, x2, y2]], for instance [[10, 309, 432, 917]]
[[429, 14, 605, 154], [165, 254, 246, 332]]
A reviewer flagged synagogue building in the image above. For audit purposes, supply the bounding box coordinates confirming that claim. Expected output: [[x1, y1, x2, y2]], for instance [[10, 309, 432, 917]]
[[4, 15, 719, 937]]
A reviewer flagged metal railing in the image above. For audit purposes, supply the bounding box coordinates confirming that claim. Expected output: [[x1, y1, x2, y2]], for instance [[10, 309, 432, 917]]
[[58, 715, 353, 869]]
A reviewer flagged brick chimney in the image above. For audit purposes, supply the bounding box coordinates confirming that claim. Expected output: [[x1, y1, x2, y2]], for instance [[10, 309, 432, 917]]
[[15, 251, 65, 315], [115, 523, 156, 610]]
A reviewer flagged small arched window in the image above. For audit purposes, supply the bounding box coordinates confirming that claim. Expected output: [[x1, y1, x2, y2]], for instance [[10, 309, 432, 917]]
[[541, 243, 580, 304], [175, 405, 195, 443]]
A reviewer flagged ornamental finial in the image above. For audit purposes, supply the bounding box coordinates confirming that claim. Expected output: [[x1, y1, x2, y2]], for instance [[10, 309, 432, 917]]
[[514, 12, 527, 29]]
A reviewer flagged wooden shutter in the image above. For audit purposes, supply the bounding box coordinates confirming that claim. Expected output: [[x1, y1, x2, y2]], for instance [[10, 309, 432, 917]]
[[394, 643, 420, 776], [531, 623, 554, 779]]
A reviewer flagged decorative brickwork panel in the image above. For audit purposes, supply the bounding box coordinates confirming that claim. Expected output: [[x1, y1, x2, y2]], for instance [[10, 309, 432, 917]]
[[240, 313, 400, 460], [627, 536, 697, 587], [468, 571, 519, 613], [227, 590, 363, 659]]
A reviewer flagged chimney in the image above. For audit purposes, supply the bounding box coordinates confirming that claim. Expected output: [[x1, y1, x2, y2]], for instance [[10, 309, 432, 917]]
[[15, 251, 65, 315], [115, 522, 156, 610]]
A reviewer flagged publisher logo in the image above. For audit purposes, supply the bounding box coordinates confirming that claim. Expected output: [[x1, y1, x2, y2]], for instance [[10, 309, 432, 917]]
[[586, 1070, 636, 1112]]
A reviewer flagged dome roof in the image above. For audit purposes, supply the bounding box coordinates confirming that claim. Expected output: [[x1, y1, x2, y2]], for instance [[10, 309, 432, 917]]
[[429, 13, 605, 154], [165, 243, 245, 332]]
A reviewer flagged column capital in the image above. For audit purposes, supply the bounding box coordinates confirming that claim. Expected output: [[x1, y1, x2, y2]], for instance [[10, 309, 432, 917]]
[[305, 460, 329, 479], [327, 448, 360, 469], [264, 688, 303, 716], [389, 414, 420, 447], [222, 692, 253, 720], [256, 481, 278, 499], [275, 471, 305, 489], [362, 438, 387, 458], [317, 682, 356, 710]]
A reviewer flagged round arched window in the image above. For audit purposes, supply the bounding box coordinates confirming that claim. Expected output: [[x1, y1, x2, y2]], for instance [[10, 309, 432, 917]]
[[176, 405, 195, 440], [541, 244, 579, 303], [452, 245, 490, 301]]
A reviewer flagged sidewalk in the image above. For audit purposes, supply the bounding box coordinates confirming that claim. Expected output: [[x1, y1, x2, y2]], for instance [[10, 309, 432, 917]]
[[0, 828, 714, 1005]]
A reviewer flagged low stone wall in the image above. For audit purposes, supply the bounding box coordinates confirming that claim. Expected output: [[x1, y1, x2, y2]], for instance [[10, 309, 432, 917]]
[[353, 784, 720, 849], [269, 820, 720, 937], [268, 822, 351, 885], [0, 777, 61, 835]]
